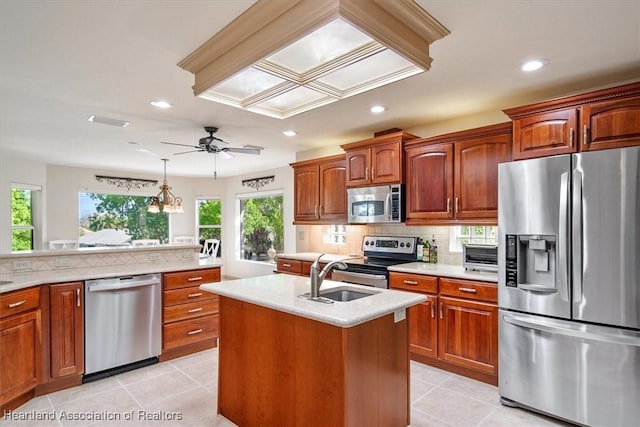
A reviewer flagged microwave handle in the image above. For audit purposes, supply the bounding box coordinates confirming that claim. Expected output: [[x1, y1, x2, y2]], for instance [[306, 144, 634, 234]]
[[386, 192, 391, 221]]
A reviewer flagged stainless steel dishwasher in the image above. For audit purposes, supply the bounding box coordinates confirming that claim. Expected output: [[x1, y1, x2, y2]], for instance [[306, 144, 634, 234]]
[[84, 273, 161, 382]]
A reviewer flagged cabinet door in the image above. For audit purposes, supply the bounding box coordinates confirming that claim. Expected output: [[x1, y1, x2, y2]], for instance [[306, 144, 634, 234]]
[[581, 97, 640, 151], [454, 134, 510, 220], [513, 108, 578, 160], [370, 142, 401, 184], [0, 310, 42, 404], [345, 147, 370, 186], [319, 158, 346, 220], [293, 164, 319, 221], [405, 143, 454, 221], [50, 283, 84, 378], [438, 296, 498, 375], [408, 295, 438, 359]]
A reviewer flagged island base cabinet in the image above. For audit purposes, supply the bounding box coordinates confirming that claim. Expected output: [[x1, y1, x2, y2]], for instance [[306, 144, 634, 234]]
[[218, 297, 409, 427]]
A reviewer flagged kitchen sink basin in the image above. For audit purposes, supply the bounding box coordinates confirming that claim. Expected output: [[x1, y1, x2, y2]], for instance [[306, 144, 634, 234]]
[[299, 286, 379, 303]]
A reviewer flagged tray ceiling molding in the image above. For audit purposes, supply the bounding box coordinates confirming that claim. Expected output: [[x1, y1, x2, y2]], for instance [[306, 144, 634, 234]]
[[178, 0, 449, 118]]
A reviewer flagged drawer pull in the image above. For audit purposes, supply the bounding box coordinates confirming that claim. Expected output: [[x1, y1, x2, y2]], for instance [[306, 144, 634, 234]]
[[283, 263, 292, 267], [403, 280, 418, 285], [459, 287, 477, 293], [8, 300, 26, 308], [187, 292, 203, 298], [187, 307, 203, 313], [187, 276, 203, 282], [187, 329, 203, 336]]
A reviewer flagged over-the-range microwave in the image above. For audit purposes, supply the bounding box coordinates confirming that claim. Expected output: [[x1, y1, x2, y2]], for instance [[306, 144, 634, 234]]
[[347, 184, 405, 224]]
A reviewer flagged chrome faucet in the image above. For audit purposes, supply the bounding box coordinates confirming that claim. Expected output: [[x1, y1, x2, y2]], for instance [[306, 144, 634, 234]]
[[310, 254, 348, 298]]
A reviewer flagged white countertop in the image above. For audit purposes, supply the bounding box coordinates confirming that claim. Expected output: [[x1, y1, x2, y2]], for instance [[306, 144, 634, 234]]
[[0, 258, 222, 293], [0, 243, 200, 259], [200, 274, 426, 328], [388, 262, 498, 283], [277, 252, 361, 262]]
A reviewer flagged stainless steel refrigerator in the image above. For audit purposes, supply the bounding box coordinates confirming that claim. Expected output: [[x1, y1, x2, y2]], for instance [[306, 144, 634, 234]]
[[498, 146, 640, 427]]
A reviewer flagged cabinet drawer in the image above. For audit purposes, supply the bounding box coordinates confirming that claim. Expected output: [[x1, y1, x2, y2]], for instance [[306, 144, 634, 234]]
[[164, 299, 219, 324], [277, 259, 303, 275], [439, 278, 497, 302], [0, 286, 40, 319], [163, 268, 220, 290], [389, 272, 438, 293], [163, 315, 219, 350], [164, 286, 215, 306]]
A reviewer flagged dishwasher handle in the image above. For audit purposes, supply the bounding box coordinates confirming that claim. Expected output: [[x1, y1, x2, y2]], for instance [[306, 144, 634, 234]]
[[87, 278, 160, 292]]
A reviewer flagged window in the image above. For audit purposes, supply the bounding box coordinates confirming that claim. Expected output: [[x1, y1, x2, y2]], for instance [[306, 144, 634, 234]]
[[239, 192, 284, 263], [322, 225, 347, 245], [79, 192, 168, 245], [197, 199, 222, 255], [449, 225, 498, 252], [11, 186, 36, 251]]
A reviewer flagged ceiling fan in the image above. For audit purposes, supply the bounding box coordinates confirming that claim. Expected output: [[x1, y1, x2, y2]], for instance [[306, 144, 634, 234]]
[[161, 126, 262, 160]]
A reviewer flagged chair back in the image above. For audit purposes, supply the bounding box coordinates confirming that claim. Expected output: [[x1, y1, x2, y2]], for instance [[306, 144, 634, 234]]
[[49, 240, 79, 250], [174, 236, 195, 244], [131, 239, 160, 246], [202, 239, 220, 258]]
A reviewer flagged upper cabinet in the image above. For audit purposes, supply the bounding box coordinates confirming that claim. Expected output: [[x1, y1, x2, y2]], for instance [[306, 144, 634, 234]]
[[405, 123, 511, 225], [505, 81, 640, 160], [291, 154, 347, 224], [341, 131, 418, 187]]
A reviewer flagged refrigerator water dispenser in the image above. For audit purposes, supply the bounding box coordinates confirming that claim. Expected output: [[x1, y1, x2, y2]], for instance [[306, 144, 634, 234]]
[[505, 234, 556, 291]]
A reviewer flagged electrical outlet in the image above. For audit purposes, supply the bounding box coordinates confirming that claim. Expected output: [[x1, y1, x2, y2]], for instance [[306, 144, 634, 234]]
[[182, 250, 194, 259], [148, 253, 161, 262], [54, 258, 71, 268], [13, 260, 32, 271]]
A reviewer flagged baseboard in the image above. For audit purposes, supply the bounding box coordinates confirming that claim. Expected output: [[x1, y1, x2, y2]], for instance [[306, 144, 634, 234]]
[[159, 338, 218, 362], [410, 353, 498, 386]]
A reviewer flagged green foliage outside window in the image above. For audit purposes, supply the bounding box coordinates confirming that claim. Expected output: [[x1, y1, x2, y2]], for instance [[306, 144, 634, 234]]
[[198, 199, 222, 240], [11, 188, 33, 251], [240, 195, 284, 261]]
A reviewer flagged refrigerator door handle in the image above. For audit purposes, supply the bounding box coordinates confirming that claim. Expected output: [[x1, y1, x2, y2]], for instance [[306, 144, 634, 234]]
[[572, 169, 583, 302], [503, 314, 640, 347], [558, 171, 570, 302], [518, 284, 557, 293]]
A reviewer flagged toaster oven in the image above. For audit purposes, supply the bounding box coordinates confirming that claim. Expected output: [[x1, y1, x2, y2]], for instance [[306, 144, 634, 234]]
[[463, 244, 498, 272]]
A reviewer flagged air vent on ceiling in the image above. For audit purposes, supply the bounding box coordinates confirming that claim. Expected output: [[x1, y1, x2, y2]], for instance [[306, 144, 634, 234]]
[[87, 115, 130, 127]]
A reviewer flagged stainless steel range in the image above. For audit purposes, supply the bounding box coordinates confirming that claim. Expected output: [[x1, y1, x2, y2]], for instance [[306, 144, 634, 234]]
[[332, 235, 420, 288]]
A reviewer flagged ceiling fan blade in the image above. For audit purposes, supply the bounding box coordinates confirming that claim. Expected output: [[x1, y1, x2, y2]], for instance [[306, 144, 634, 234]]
[[174, 149, 205, 155], [218, 151, 234, 160], [161, 141, 199, 149], [226, 147, 262, 155]]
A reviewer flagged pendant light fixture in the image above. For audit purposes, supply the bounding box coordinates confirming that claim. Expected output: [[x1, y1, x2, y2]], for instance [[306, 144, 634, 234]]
[[148, 159, 184, 213]]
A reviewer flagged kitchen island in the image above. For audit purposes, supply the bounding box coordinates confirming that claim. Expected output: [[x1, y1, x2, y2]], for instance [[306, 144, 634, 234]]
[[201, 274, 425, 427]]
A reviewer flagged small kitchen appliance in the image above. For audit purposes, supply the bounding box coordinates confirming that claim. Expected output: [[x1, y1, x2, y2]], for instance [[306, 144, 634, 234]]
[[463, 243, 498, 272]]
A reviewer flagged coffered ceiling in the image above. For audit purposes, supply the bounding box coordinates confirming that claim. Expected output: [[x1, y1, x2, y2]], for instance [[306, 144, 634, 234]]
[[1, 1, 639, 178]]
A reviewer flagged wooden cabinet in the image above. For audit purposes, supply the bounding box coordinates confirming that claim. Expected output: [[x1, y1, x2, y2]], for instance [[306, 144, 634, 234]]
[[291, 154, 346, 224], [276, 257, 331, 279], [0, 287, 42, 408], [405, 123, 511, 225], [390, 272, 498, 385], [49, 282, 83, 379], [161, 267, 221, 360], [341, 131, 418, 187], [505, 81, 640, 159]]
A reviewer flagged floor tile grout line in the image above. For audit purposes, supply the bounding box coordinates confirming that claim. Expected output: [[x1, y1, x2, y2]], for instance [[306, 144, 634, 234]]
[[410, 406, 457, 427], [475, 405, 499, 427]]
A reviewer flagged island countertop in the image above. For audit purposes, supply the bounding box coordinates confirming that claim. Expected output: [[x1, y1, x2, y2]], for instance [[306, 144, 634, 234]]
[[200, 274, 426, 328]]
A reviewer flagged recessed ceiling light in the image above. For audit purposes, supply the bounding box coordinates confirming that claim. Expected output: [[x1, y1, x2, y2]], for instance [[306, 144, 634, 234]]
[[521, 59, 547, 72], [150, 100, 172, 109], [283, 130, 297, 137], [370, 105, 386, 114], [87, 115, 130, 127]]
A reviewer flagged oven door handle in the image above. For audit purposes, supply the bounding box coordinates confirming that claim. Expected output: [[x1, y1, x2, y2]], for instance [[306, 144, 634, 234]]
[[332, 270, 386, 281]]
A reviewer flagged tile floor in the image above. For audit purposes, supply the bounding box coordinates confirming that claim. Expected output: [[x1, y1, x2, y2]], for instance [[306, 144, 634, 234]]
[[1, 348, 573, 427]]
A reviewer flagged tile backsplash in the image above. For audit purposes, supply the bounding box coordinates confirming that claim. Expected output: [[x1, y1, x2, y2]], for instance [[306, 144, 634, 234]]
[[295, 224, 462, 266]]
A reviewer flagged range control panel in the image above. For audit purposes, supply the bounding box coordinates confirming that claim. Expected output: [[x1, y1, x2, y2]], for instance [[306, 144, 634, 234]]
[[362, 235, 417, 255]]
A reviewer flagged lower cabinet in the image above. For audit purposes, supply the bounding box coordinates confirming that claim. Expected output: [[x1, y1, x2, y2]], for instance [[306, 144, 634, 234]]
[[161, 267, 221, 360], [49, 282, 84, 379], [390, 272, 498, 385], [276, 257, 331, 278], [0, 287, 42, 410]]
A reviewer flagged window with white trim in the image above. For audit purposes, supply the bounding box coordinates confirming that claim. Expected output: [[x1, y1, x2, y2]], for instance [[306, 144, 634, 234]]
[[449, 225, 498, 252], [197, 198, 222, 256], [11, 185, 38, 251], [238, 191, 284, 263]]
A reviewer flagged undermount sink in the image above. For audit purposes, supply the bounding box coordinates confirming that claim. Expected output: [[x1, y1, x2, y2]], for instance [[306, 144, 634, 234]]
[[300, 286, 379, 303]]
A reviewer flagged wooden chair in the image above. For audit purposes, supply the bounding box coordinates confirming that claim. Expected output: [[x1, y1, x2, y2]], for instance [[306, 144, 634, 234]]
[[131, 239, 160, 246], [174, 236, 195, 244], [202, 239, 220, 258], [49, 240, 79, 249]]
